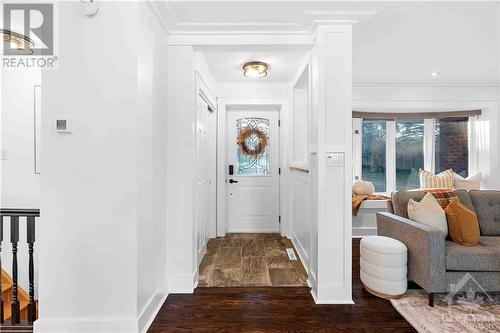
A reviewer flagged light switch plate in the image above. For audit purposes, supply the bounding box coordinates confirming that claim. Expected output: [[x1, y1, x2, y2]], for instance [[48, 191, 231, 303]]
[[325, 152, 344, 166], [56, 118, 72, 133]]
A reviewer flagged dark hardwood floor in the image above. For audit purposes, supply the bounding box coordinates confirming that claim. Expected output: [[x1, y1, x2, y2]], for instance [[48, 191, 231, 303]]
[[148, 238, 416, 332]]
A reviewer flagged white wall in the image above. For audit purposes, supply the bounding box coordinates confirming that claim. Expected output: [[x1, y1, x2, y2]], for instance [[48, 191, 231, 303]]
[[288, 62, 312, 276], [292, 68, 309, 165], [136, 3, 168, 332], [0, 69, 41, 298], [353, 85, 500, 190], [1, 69, 41, 207], [164, 48, 218, 292], [288, 170, 311, 269], [35, 2, 167, 332], [309, 26, 352, 304], [165, 45, 198, 292]]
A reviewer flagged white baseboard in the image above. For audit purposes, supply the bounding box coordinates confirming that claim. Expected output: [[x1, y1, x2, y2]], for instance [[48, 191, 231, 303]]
[[289, 231, 310, 273], [34, 317, 138, 333], [138, 290, 168, 333], [35, 286, 168, 333], [308, 269, 318, 303], [34, 291, 168, 333], [307, 271, 353, 305], [310, 286, 318, 303], [167, 272, 197, 293], [314, 285, 354, 304], [197, 244, 207, 267]]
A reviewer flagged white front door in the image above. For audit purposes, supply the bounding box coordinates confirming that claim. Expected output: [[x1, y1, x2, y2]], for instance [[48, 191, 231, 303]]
[[226, 110, 280, 233]]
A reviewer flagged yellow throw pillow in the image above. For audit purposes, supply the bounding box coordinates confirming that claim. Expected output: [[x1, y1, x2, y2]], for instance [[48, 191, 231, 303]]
[[445, 198, 480, 246]]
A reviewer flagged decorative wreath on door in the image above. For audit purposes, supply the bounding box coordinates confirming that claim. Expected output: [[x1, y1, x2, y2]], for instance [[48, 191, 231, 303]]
[[237, 128, 268, 157]]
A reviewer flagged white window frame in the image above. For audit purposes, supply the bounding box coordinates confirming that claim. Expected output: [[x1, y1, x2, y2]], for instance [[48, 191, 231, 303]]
[[354, 116, 477, 194], [423, 119, 435, 172], [468, 116, 479, 175], [385, 120, 396, 193], [352, 118, 362, 180]]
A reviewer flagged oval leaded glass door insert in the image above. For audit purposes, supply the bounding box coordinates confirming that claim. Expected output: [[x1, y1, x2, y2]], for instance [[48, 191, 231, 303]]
[[236, 117, 270, 175]]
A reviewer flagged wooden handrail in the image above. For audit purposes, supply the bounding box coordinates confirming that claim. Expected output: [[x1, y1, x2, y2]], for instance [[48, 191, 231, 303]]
[[0, 209, 39, 217]]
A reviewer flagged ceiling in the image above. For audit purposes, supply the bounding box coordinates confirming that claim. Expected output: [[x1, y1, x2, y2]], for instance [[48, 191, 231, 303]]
[[158, 1, 500, 85], [194, 45, 310, 83]]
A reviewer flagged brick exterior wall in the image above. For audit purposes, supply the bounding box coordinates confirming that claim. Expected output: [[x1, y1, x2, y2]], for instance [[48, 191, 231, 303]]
[[437, 118, 468, 176]]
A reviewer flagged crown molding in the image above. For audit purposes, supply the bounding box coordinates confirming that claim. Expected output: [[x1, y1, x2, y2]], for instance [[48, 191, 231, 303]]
[[353, 82, 500, 88], [166, 34, 316, 46], [144, 0, 171, 35], [170, 11, 375, 34], [152, 3, 375, 37]]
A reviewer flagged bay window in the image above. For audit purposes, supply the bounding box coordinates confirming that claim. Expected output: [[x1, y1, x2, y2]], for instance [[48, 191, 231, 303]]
[[353, 111, 479, 194], [396, 119, 424, 190], [435, 117, 469, 177], [362, 120, 386, 192]]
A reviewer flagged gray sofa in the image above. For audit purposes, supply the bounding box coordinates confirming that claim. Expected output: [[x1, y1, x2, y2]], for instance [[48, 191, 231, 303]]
[[377, 189, 500, 306]]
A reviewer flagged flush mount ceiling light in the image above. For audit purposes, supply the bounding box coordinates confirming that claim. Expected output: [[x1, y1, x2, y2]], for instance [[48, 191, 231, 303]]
[[1, 29, 34, 55], [243, 61, 268, 78]]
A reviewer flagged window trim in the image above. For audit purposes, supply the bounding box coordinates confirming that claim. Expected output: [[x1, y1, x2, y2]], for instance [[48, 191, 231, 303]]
[[468, 116, 479, 175], [423, 119, 435, 172], [386, 120, 396, 193], [352, 118, 362, 180], [354, 115, 477, 194], [353, 110, 481, 119]]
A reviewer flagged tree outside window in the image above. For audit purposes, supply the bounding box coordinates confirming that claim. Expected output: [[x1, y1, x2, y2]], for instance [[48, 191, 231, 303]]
[[362, 120, 386, 192], [396, 120, 424, 190]]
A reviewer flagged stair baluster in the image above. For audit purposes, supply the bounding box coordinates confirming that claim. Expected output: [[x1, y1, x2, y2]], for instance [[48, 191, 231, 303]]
[[27, 217, 36, 324], [0, 208, 39, 328], [10, 216, 20, 325]]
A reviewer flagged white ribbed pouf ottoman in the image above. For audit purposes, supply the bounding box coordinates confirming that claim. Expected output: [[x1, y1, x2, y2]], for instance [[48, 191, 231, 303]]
[[360, 236, 408, 299]]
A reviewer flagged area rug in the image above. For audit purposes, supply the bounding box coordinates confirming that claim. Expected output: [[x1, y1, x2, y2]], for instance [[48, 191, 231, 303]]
[[391, 289, 500, 333]]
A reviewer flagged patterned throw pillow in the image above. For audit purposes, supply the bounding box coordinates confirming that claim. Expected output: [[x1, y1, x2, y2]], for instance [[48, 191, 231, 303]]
[[419, 169, 454, 189], [425, 189, 457, 209]]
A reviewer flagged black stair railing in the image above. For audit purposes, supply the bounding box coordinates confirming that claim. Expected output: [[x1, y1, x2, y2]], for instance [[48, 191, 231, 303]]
[[0, 209, 39, 325]]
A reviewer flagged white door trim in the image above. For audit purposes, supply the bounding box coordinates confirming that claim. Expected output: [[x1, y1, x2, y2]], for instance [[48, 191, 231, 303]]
[[195, 72, 217, 239], [216, 97, 291, 237]]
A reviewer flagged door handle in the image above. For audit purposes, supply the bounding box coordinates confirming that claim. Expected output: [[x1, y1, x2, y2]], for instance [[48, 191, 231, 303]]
[[229, 179, 238, 184]]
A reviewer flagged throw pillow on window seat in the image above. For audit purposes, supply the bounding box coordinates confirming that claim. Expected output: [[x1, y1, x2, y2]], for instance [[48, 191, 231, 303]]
[[444, 197, 480, 246], [353, 179, 375, 196], [419, 169, 454, 189], [454, 172, 481, 190], [407, 192, 448, 235]]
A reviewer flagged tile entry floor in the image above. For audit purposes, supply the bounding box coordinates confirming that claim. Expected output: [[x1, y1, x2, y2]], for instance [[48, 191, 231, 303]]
[[198, 233, 308, 287]]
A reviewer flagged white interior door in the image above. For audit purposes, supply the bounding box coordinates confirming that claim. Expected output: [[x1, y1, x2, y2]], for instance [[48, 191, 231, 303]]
[[226, 110, 280, 233], [195, 95, 214, 264]]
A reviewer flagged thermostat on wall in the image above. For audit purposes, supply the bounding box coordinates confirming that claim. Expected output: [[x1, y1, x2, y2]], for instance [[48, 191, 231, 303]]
[[56, 118, 72, 133], [326, 152, 344, 166]]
